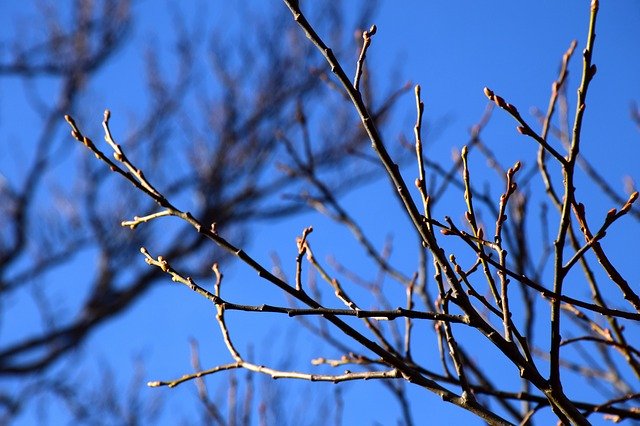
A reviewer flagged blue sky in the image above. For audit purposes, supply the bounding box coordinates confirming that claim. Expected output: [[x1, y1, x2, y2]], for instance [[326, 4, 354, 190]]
[[2, 1, 639, 425]]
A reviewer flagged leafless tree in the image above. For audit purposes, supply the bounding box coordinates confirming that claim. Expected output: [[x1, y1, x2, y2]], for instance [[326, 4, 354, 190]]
[[5, 0, 640, 425]]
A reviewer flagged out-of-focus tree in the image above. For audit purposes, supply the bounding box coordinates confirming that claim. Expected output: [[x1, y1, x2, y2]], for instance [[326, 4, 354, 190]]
[[0, 1, 409, 423]]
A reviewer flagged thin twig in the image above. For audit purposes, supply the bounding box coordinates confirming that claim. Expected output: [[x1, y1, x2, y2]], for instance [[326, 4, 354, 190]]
[[353, 25, 376, 92]]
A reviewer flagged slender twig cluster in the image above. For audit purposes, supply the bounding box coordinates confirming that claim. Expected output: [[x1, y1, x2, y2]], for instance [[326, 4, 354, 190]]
[[64, 0, 640, 424]]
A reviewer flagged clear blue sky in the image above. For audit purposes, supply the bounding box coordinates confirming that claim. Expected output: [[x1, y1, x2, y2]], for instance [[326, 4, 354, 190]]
[[2, 1, 639, 425]]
